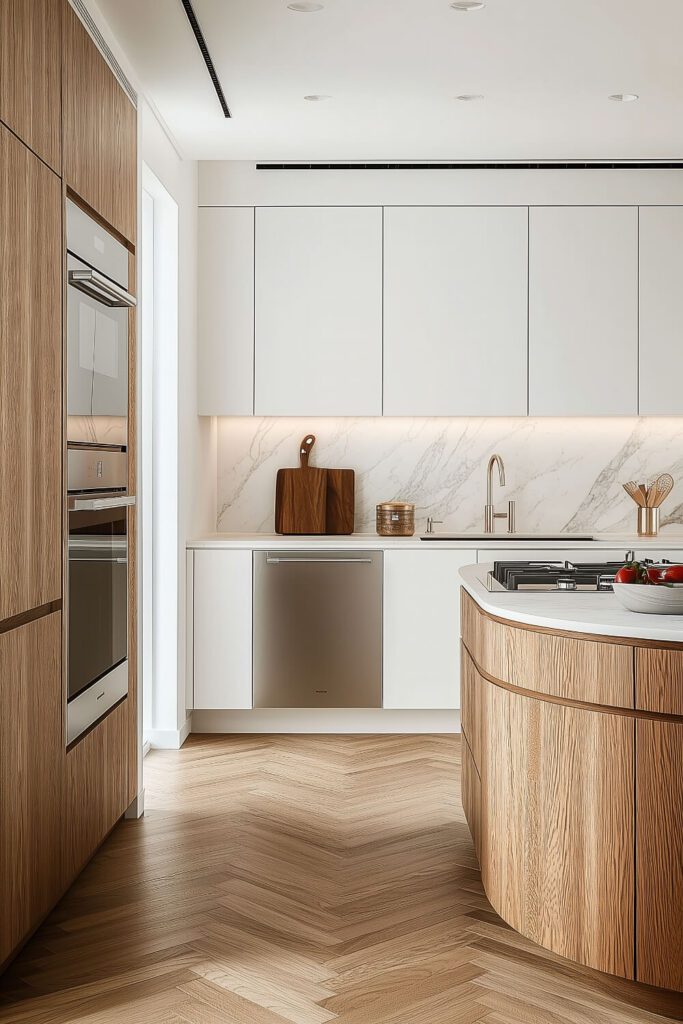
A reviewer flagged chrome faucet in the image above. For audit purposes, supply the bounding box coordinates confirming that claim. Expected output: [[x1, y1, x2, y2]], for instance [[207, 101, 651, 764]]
[[484, 454, 516, 534]]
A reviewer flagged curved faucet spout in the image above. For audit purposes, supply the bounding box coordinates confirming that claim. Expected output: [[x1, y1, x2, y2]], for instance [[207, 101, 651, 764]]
[[487, 454, 506, 506]]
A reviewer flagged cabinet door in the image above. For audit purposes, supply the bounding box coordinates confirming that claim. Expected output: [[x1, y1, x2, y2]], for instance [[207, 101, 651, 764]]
[[384, 207, 528, 416], [193, 550, 253, 710], [198, 207, 254, 415], [0, 0, 61, 173], [529, 207, 638, 415], [0, 126, 61, 623], [636, 719, 683, 991], [255, 207, 382, 416], [0, 613, 63, 964], [383, 549, 473, 709], [639, 206, 683, 415], [63, 4, 137, 244]]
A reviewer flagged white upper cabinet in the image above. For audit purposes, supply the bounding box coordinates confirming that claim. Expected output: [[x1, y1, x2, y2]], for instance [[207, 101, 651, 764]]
[[198, 207, 255, 415], [639, 207, 683, 416], [383, 207, 528, 416], [528, 207, 638, 416], [254, 207, 383, 416]]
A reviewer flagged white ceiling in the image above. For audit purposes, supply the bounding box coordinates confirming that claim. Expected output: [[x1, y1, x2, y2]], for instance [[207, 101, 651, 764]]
[[95, 0, 683, 161]]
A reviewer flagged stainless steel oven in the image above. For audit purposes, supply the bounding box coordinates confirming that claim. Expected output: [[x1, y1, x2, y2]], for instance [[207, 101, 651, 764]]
[[66, 200, 136, 745]]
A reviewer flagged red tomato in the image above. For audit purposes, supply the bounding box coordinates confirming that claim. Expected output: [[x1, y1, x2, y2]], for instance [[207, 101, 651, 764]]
[[662, 565, 683, 584], [647, 567, 667, 585], [615, 566, 639, 584]]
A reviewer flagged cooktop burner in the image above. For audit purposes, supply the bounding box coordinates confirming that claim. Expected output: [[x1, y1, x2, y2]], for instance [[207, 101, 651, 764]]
[[486, 560, 624, 593]]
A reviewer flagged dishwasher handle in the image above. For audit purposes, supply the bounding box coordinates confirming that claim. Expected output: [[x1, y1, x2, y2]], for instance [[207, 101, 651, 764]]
[[266, 556, 374, 564]]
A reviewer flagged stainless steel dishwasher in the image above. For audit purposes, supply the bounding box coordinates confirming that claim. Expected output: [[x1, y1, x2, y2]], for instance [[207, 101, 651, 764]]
[[253, 550, 383, 708]]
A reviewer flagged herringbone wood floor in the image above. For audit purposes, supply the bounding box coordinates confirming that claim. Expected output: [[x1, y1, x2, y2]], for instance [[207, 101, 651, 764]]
[[0, 734, 681, 1023]]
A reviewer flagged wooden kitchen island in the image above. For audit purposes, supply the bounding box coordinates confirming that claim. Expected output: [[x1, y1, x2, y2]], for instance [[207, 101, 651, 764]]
[[459, 565, 683, 998]]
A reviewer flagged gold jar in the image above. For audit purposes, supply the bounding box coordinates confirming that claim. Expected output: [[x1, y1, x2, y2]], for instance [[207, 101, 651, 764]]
[[376, 502, 415, 537]]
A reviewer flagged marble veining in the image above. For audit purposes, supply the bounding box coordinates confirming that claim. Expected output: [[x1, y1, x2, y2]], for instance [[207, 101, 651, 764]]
[[216, 417, 683, 536]]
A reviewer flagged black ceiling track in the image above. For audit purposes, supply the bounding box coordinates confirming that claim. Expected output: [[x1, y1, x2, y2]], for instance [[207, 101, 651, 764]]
[[257, 161, 683, 170], [180, 0, 231, 118]]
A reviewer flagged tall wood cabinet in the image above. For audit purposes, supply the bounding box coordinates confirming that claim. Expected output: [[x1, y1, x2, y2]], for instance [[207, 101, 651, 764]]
[[0, 124, 62, 623], [63, 2, 137, 244], [0, 0, 62, 173]]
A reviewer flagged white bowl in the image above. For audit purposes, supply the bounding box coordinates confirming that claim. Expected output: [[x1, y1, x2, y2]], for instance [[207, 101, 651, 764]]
[[612, 583, 683, 615]]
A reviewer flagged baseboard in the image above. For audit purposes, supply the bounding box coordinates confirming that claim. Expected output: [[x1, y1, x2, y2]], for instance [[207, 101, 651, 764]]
[[147, 715, 192, 749], [190, 709, 461, 734]]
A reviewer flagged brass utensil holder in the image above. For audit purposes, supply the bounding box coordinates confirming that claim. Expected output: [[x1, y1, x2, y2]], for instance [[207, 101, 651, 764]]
[[638, 507, 659, 537], [376, 502, 415, 537]]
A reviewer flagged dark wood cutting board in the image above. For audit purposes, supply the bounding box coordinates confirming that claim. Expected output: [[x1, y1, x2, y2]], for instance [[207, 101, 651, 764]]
[[275, 435, 327, 535], [326, 469, 355, 535]]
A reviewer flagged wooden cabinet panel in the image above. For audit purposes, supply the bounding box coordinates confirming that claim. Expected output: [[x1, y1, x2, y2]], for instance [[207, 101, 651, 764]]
[[461, 734, 481, 864], [482, 675, 635, 979], [460, 643, 483, 771], [254, 207, 382, 416], [64, 700, 129, 882], [198, 207, 255, 415], [636, 647, 683, 717], [639, 206, 683, 416], [529, 207, 638, 416], [461, 590, 634, 708], [0, 0, 61, 172], [636, 719, 683, 991], [0, 613, 63, 965], [383, 206, 528, 416], [192, 550, 253, 710], [383, 550, 471, 709], [0, 125, 61, 623], [63, 3, 137, 244]]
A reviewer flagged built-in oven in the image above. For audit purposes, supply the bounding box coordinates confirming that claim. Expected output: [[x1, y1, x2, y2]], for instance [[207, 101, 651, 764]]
[[66, 200, 136, 745]]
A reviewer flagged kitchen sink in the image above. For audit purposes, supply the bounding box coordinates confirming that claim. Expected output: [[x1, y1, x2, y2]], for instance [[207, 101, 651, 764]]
[[420, 533, 595, 542]]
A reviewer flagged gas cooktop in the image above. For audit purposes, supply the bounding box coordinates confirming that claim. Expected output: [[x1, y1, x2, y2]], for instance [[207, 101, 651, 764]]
[[486, 560, 624, 593]]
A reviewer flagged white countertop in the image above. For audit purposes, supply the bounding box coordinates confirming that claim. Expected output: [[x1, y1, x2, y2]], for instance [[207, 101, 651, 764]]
[[188, 532, 683, 552], [459, 563, 683, 643]]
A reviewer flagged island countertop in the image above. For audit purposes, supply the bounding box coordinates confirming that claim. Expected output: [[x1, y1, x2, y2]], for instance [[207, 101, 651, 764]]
[[459, 563, 683, 644]]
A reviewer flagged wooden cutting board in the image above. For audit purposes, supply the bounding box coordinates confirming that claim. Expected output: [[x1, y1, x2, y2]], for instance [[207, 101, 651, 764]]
[[275, 435, 327, 535], [326, 469, 355, 535]]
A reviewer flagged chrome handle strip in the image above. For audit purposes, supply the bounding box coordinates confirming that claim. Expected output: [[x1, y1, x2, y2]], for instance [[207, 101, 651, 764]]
[[68, 269, 137, 308], [266, 557, 374, 565], [69, 557, 128, 563], [70, 495, 136, 511]]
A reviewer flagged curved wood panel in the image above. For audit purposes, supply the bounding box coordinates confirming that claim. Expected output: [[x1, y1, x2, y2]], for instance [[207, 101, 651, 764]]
[[636, 648, 683, 716], [461, 590, 634, 708], [474, 654, 635, 979]]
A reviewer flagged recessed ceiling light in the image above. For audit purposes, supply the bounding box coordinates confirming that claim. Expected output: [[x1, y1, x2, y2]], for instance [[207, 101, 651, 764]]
[[450, 1, 486, 10], [609, 93, 639, 102], [456, 94, 484, 101], [287, 2, 324, 10], [304, 94, 332, 102]]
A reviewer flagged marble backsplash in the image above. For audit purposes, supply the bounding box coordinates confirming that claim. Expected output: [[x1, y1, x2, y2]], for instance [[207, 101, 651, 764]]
[[216, 417, 683, 536]]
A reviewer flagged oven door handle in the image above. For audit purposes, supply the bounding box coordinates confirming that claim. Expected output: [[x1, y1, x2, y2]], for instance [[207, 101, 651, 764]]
[[68, 268, 137, 308], [70, 495, 136, 511]]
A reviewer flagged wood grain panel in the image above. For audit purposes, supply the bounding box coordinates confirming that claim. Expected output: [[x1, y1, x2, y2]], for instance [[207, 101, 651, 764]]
[[481, 674, 635, 979], [126, 251, 138, 807], [0, 613, 63, 965], [0, 125, 61, 623], [460, 642, 483, 772], [636, 647, 683, 716], [64, 700, 129, 883], [461, 732, 482, 864], [0, 0, 61, 172], [636, 718, 683, 991], [62, 3, 137, 245], [461, 589, 634, 708]]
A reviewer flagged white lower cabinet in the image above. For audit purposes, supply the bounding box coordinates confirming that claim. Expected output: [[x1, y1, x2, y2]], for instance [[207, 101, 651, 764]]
[[192, 549, 253, 710], [383, 549, 474, 710]]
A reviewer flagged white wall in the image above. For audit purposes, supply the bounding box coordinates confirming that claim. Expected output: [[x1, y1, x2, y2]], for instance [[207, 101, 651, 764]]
[[141, 101, 216, 742]]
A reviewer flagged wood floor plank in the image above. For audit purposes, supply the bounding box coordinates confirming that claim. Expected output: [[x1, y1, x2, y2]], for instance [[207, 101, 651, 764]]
[[0, 735, 681, 1022]]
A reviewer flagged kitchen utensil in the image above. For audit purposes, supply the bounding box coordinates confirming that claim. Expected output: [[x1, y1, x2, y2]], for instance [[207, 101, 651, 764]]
[[612, 582, 683, 615], [638, 506, 659, 537], [376, 502, 415, 537], [646, 473, 674, 508], [326, 469, 355, 535], [623, 481, 647, 507], [275, 435, 327, 535]]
